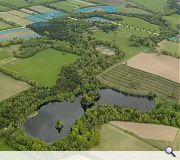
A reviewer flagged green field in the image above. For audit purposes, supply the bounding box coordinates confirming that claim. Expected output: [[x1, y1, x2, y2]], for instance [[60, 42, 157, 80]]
[[158, 40, 180, 57], [119, 15, 160, 33], [0, 5, 11, 11], [0, 0, 29, 8], [93, 124, 158, 151], [0, 137, 15, 151], [173, 129, 180, 151], [133, 0, 167, 13], [49, 1, 77, 12], [89, 28, 148, 60], [5, 49, 79, 87], [0, 45, 19, 61], [0, 72, 29, 101], [97, 64, 180, 100], [116, 5, 152, 15], [164, 14, 180, 28]]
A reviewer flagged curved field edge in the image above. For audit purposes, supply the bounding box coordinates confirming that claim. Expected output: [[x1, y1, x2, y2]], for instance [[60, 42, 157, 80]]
[[92, 123, 159, 151], [97, 64, 180, 101]]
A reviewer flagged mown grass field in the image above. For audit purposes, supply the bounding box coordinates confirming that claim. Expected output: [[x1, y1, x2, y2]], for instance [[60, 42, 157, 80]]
[[89, 28, 148, 60], [0, 137, 15, 151], [5, 49, 79, 87], [97, 64, 180, 100], [93, 124, 158, 151], [133, 0, 167, 13], [0, 72, 29, 101]]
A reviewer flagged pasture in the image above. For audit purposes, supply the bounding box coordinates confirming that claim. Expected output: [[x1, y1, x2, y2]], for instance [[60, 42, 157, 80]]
[[0, 72, 29, 101], [5, 49, 79, 87], [133, 0, 167, 13], [0, 12, 33, 26], [110, 121, 178, 142], [116, 7, 152, 15], [90, 28, 148, 60], [92, 124, 158, 151], [127, 53, 180, 83], [158, 40, 180, 57], [97, 64, 180, 100]]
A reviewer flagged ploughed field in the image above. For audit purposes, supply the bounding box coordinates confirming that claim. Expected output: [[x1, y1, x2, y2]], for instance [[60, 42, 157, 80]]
[[97, 64, 180, 100], [0, 72, 29, 101], [94, 122, 180, 151], [127, 53, 180, 83]]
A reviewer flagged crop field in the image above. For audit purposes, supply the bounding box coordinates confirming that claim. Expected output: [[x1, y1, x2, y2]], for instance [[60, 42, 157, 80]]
[[127, 53, 180, 83], [97, 64, 180, 100], [4, 49, 79, 87], [20, 8, 37, 14], [0, 21, 12, 30], [0, 12, 33, 26], [158, 40, 180, 57], [49, 0, 95, 12], [0, 45, 19, 61], [0, 28, 41, 41], [29, 5, 54, 13], [8, 10, 30, 18], [90, 28, 148, 60], [133, 0, 167, 13], [0, 72, 29, 101], [92, 124, 158, 151], [0, 137, 15, 151], [110, 121, 178, 142]]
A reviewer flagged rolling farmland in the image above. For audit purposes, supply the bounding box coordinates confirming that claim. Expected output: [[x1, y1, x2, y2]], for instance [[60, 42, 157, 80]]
[[4, 49, 79, 87], [92, 124, 158, 151], [97, 64, 180, 100]]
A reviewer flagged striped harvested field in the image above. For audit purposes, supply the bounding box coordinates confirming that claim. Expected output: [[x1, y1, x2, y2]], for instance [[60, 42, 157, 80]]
[[97, 64, 180, 100]]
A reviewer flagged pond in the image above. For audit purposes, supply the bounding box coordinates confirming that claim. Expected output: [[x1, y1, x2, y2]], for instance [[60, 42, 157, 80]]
[[24, 89, 155, 142], [74, 5, 116, 13]]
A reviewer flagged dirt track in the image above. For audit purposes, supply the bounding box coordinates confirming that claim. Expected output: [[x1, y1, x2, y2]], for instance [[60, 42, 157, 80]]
[[127, 53, 180, 83]]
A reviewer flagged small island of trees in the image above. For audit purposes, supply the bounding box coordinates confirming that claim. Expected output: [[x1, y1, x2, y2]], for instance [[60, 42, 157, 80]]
[[55, 120, 63, 133]]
